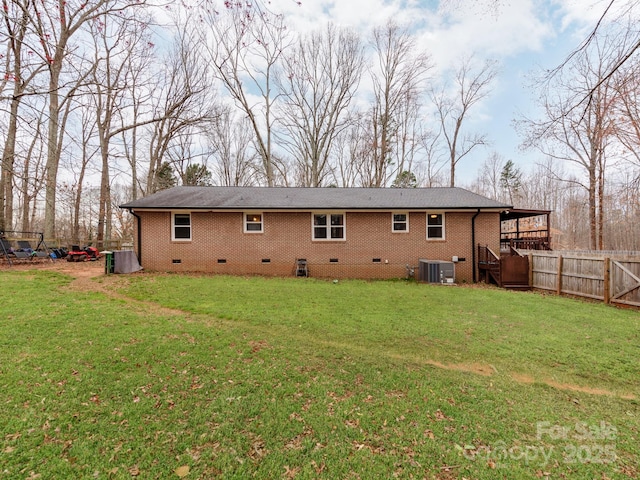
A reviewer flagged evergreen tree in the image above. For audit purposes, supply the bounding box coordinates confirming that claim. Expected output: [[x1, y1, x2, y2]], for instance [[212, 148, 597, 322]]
[[500, 160, 522, 204], [155, 162, 177, 191], [391, 170, 418, 188], [183, 164, 213, 186]]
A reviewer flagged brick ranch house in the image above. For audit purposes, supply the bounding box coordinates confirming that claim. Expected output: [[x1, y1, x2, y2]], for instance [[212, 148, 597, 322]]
[[119, 186, 511, 282]]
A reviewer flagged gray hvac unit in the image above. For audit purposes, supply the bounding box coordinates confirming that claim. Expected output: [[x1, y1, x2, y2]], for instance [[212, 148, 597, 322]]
[[418, 259, 455, 283]]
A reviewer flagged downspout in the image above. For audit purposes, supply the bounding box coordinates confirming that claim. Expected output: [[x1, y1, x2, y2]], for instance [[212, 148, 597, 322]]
[[471, 208, 481, 283], [128, 208, 142, 265]]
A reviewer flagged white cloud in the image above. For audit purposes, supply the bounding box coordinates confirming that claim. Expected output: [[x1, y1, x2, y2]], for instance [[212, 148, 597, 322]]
[[277, 0, 423, 33], [418, 1, 554, 72], [552, 0, 612, 32], [276, 1, 557, 72]]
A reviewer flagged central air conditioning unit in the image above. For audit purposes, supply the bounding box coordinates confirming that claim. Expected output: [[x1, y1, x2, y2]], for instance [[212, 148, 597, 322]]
[[418, 259, 455, 284]]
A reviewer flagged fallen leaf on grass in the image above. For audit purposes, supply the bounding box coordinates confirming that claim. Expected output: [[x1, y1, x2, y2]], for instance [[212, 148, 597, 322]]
[[175, 465, 190, 477], [248, 437, 267, 461], [434, 409, 452, 421], [289, 412, 304, 422], [283, 465, 300, 479], [311, 460, 325, 474]]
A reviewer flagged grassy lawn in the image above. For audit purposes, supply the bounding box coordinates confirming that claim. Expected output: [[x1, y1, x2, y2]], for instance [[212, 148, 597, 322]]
[[1, 269, 638, 479]]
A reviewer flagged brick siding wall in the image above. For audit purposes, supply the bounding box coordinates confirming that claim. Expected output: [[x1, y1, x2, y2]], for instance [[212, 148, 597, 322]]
[[133, 210, 501, 282]]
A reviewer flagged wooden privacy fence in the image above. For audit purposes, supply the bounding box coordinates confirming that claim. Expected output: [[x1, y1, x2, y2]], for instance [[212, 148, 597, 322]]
[[526, 250, 640, 307]]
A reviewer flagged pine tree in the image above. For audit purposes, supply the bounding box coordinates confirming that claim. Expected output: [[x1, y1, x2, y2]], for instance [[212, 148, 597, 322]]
[[500, 160, 522, 205]]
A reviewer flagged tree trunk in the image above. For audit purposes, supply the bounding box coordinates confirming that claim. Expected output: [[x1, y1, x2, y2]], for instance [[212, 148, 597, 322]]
[[43, 57, 63, 241], [1, 95, 19, 231], [597, 151, 605, 250], [588, 165, 597, 250]]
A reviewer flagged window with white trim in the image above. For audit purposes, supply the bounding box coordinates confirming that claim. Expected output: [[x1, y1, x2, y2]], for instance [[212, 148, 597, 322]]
[[392, 212, 409, 232], [427, 212, 445, 240], [244, 213, 263, 233], [172, 213, 191, 241], [313, 213, 345, 240]]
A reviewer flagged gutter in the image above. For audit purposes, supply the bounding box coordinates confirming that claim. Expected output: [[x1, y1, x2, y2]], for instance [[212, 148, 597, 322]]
[[471, 208, 481, 283], [128, 208, 142, 265]]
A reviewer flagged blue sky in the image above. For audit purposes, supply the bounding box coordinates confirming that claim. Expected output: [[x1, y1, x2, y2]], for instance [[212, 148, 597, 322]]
[[269, 0, 610, 184]]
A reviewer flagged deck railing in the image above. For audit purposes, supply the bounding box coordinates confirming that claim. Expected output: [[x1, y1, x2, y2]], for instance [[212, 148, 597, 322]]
[[500, 236, 551, 251], [478, 245, 501, 285]]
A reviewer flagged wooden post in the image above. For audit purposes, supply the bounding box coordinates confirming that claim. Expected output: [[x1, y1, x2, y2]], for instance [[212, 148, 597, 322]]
[[603, 257, 610, 304], [556, 254, 563, 295], [528, 252, 534, 288]]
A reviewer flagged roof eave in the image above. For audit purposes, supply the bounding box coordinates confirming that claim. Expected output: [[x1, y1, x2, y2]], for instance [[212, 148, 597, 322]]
[[120, 206, 509, 212]]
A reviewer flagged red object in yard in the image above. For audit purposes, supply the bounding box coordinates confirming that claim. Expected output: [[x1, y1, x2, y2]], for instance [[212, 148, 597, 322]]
[[66, 245, 101, 262]]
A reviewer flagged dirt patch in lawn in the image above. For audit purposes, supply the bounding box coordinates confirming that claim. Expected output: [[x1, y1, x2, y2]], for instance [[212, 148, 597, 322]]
[[0, 256, 105, 279], [510, 372, 636, 400], [5, 258, 185, 317], [426, 360, 494, 376]]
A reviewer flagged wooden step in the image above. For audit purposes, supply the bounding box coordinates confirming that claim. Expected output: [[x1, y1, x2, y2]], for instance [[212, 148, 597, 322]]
[[502, 284, 531, 290]]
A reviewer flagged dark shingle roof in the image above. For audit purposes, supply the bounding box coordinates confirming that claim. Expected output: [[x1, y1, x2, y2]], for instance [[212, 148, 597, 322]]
[[120, 186, 511, 211]]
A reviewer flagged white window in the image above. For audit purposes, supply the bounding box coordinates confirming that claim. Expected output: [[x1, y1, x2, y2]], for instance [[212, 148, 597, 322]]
[[313, 213, 345, 240], [427, 212, 445, 240], [172, 213, 191, 241], [244, 213, 263, 233], [392, 213, 409, 232]]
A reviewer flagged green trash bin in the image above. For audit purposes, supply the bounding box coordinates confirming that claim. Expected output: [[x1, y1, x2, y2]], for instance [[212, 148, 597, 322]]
[[104, 251, 114, 274]]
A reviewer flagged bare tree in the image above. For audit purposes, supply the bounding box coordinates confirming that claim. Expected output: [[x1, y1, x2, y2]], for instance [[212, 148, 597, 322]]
[[519, 158, 565, 212], [613, 54, 640, 173], [144, 20, 217, 195], [109, 182, 134, 241], [200, 4, 291, 186], [470, 151, 505, 201], [15, 112, 46, 233], [0, 0, 47, 231], [604, 168, 640, 250], [207, 105, 259, 187], [419, 128, 447, 187], [70, 107, 98, 244], [519, 34, 619, 249], [430, 55, 498, 187], [117, 20, 155, 202], [330, 117, 369, 187], [367, 20, 432, 187], [165, 131, 213, 186], [89, 9, 158, 247], [24, 0, 149, 240], [277, 23, 364, 187]]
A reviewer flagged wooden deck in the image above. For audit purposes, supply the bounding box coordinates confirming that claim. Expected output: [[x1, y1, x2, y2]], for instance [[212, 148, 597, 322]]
[[500, 209, 552, 252]]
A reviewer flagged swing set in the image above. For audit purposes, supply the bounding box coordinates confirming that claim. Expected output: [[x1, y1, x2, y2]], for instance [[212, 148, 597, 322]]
[[0, 230, 54, 266]]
